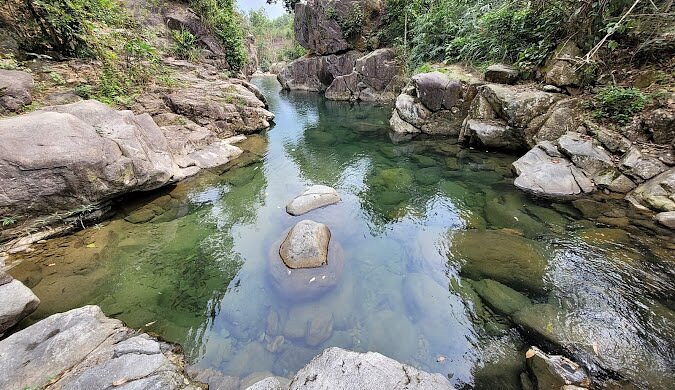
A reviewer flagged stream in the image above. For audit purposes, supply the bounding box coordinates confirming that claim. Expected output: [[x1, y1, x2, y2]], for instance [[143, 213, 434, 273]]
[[7, 76, 675, 389]]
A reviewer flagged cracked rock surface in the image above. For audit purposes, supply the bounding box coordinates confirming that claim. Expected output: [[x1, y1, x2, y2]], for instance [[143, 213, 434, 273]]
[[0, 305, 200, 390]]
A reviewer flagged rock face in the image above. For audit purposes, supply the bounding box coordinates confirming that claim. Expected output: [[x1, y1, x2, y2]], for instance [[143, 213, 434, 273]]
[[285, 347, 454, 389], [244, 34, 259, 76], [279, 220, 331, 269], [0, 272, 40, 336], [0, 69, 34, 113], [286, 185, 341, 216], [526, 346, 591, 390], [460, 84, 566, 151], [390, 67, 483, 138], [294, 0, 384, 55], [280, 0, 401, 102], [626, 168, 675, 212], [0, 305, 199, 390]]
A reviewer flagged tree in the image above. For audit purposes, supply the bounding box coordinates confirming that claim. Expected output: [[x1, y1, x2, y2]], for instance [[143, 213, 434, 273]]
[[266, 0, 301, 13]]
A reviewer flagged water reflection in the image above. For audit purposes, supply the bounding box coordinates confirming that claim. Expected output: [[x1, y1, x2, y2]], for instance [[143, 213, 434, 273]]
[[6, 76, 674, 389]]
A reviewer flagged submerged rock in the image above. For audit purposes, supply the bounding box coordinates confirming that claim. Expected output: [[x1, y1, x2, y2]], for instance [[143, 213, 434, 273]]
[[470, 278, 532, 316], [286, 347, 454, 389], [449, 230, 548, 292], [286, 185, 341, 216], [526, 346, 591, 390], [0, 273, 40, 336], [0, 305, 198, 389], [279, 220, 331, 269]]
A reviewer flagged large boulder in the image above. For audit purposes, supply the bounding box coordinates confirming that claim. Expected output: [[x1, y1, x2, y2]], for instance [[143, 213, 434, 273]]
[[279, 220, 331, 269], [542, 42, 582, 88], [352, 48, 405, 102], [0, 272, 40, 336], [390, 66, 483, 137], [294, 0, 384, 55], [244, 34, 259, 76], [512, 141, 594, 198], [626, 168, 675, 212], [278, 51, 361, 92], [484, 64, 520, 85], [0, 305, 199, 389], [0, 100, 179, 219], [286, 347, 454, 389], [619, 147, 668, 182], [286, 185, 341, 216], [557, 132, 613, 178], [460, 84, 565, 150], [0, 69, 33, 114]]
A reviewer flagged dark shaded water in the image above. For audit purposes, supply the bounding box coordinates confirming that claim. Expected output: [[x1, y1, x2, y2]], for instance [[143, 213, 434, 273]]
[[8, 77, 675, 389]]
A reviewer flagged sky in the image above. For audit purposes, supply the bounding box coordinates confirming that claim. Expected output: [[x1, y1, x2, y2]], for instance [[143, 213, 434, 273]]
[[236, 0, 286, 19]]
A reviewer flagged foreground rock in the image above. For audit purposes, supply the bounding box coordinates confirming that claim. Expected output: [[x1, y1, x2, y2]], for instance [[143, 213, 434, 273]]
[[279, 220, 331, 269], [626, 168, 675, 212], [0, 69, 34, 113], [286, 185, 341, 216], [526, 346, 591, 390], [0, 272, 39, 336], [283, 347, 454, 389], [0, 306, 199, 389], [390, 67, 483, 138]]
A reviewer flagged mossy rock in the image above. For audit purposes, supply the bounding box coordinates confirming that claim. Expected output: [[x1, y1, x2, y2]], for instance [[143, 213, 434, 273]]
[[305, 130, 338, 146], [469, 278, 532, 316], [449, 230, 548, 293], [369, 167, 414, 191], [375, 190, 410, 206], [414, 167, 442, 186], [412, 154, 438, 168]]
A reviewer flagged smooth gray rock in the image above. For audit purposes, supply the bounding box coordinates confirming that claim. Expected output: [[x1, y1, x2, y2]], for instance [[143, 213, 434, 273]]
[[246, 376, 286, 390], [0, 276, 40, 335], [626, 168, 675, 212], [354, 48, 404, 102], [512, 142, 594, 197], [278, 52, 361, 92], [654, 211, 675, 229], [557, 132, 613, 177], [542, 42, 582, 87], [0, 69, 33, 113], [412, 72, 461, 111], [0, 306, 199, 390], [279, 220, 331, 269], [619, 147, 668, 181], [526, 346, 591, 389], [286, 185, 341, 216], [463, 119, 522, 150], [325, 72, 359, 101], [288, 347, 454, 389], [485, 64, 519, 85]]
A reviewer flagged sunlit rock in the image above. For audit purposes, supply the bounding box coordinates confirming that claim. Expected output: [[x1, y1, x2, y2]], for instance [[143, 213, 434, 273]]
[[286, 185, 341, 216]]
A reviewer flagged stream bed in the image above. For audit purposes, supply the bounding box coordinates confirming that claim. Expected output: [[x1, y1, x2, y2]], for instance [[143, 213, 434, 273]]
[[7, 76, 675, 389]]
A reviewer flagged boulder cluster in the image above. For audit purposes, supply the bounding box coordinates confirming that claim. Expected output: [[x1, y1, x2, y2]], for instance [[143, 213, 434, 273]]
[[277, 0, 405, 102]]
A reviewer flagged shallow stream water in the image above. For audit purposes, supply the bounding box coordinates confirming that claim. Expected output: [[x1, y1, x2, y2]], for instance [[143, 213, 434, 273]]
[[7, 77, 675, 389]]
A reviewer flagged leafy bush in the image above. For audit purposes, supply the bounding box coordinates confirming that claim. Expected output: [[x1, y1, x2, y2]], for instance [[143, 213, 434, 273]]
[[590, 86, 649, 124], [189, 0, 246, 72], [326, 5, 365, 39], [171, 28, 200, 61]]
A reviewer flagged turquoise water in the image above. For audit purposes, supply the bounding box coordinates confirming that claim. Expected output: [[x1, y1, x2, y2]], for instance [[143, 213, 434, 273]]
[[8, 76, 674, 389]]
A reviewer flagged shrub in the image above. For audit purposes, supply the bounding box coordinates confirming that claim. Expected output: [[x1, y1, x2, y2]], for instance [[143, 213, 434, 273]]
[[171, 28, 200, 61], [189, 0, 246, 72], [590, 86, 649, 124]]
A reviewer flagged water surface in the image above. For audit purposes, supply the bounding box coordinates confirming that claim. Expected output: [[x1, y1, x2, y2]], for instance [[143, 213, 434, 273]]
[[8, 76, 675, 389]]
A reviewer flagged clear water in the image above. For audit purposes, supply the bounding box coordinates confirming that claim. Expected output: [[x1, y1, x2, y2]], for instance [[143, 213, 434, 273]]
[[8, 76, 675, 389]]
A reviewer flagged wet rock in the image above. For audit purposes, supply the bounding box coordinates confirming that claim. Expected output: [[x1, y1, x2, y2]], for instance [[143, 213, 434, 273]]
[[0, 274, 40, 335], [470, 278, 532, 316], [542, 42, 582, 88], [279, 220, 331, 269], [0, 306, 198, 389], [269, 237, 345, 301], [288, 347, 454, 389], [626, 168, 675, 212], [485, 64, 520, 85], [265, 335, 285, 353], [306, 312, 334, 346], [557, 132, 613, 178], [511, 304, 567, 346], [619, 147, 668, 182], [525, 346, 591, 390], [450, 230, 548, 292], [286, 185, 341, 216], [512, 142, 594, 198], [0, 69, 33, 113], [654, 211, 675, 229], [188, 368, 241, 390]]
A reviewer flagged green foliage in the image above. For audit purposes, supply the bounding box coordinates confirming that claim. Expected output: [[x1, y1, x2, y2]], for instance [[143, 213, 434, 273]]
[[325, 5, 365, 39], [9, 0, 127, 57], [1, 216, 17, 227], [265, 0, 300, 13], [189, 0, 246, 72], [74, 84, 93, 98], [170, 28, 200, 61], [279, 44, 306, 62], [590, 86, 649, 124], [245, 8, 304, 68]]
